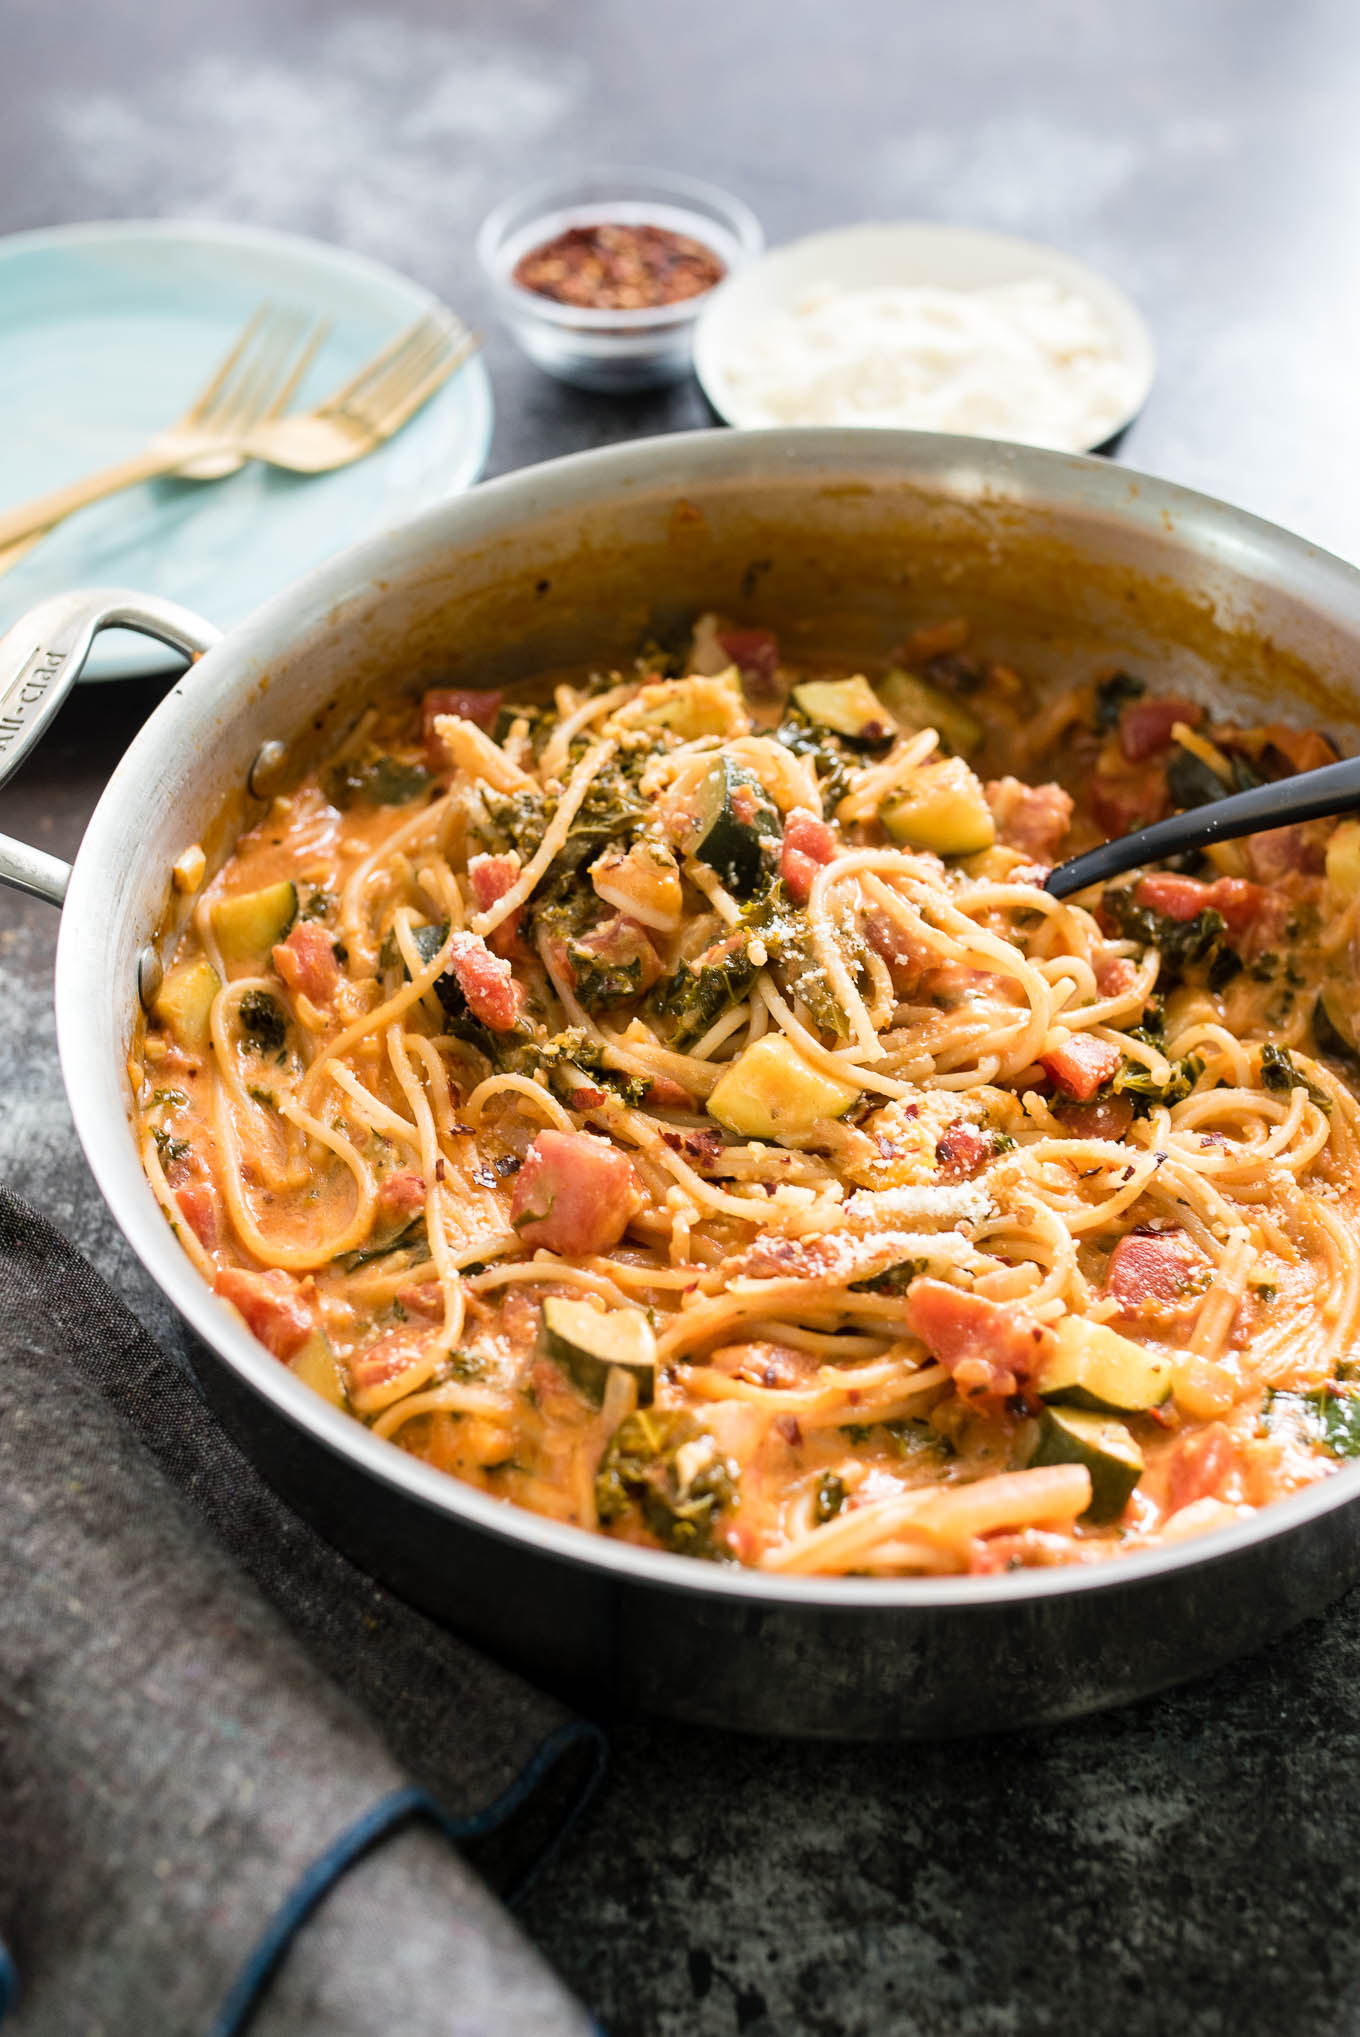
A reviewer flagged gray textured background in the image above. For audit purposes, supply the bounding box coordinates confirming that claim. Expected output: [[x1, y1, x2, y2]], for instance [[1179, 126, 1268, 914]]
[[5, 1, 1360, 2031]]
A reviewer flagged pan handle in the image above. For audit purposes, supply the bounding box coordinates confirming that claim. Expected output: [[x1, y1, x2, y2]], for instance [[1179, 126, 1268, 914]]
[[0, 589, 222, 907]]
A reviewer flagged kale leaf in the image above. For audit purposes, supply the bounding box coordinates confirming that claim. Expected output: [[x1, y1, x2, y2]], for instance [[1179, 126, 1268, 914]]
[[1265, 1386, 1360, 1458], [506, 1029, 650, 1108], [849, 1258, 928, 1295], [325, 755, 433, 808], [152, 1126, 190, 1167], [337, 1218, 429, 1273], [238, 989, 287, 1053], [1260, 1043, 1332, 1114], [774, 717, 855, 811], [478, 786, 550, 861], [1094, 672, 1145, 730], [1166, 746, 1229, 811], [1103, 887, 1228, 978], [814, 1472, 848, 1523], [653, 938, 759, 1048], [594, 1409, 736, 1559]]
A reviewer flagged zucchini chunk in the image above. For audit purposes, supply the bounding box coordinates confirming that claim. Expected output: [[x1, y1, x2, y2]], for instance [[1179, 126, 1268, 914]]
[[291, 1326, 348, 1410], [211, 879, 298, 967], [877, 668, 983, 756], [880, 757, 996, 857], [152, 957, 221, 1050], [692, 756, 781, 897], [591, 840, 684, 931], [1032, 1405, 1143, 1523], [636, 670, 745, 740], [1036, 1316, 1173, 1414], [1326, 819, 1360, 902], [793, 676, 897, 743], [706, 1035, 861, 1142], [1315, 983, 1360, 1064], [541, 1297, 656, 1408]]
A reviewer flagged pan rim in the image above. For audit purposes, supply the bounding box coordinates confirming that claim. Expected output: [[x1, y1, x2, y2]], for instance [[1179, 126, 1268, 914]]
[[55, 422, 1360, 1615]]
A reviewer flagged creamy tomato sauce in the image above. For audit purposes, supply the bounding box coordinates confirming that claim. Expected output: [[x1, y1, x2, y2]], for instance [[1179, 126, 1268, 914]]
[[135, 612, 1360, 1575]]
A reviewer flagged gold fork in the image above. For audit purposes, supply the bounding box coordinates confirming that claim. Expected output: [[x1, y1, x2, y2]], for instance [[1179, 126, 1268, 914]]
[[239, 308, 479, 473], [0, 305, 327, 556], [0, 308, 479, 576]]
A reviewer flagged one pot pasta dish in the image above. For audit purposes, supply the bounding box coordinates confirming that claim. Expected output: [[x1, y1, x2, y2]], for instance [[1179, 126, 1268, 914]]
[[136, 610, 1360, 1576]]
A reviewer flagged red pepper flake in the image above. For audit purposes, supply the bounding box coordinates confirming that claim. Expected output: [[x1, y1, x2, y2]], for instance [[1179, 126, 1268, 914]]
[[512, 222, 725, 310]]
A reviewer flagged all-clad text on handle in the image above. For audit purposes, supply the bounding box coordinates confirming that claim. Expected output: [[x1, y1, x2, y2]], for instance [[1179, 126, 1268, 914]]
[[0, 590, 222, 907]]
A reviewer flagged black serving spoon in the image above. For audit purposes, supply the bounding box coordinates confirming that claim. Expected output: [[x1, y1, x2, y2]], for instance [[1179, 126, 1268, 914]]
[[1044, 753, 1360, 899]]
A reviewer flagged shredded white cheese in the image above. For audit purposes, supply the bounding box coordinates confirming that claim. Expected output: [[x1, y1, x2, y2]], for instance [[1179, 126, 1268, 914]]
[[843, 1183, 992, 1231], [722, 278, 1139, 449]]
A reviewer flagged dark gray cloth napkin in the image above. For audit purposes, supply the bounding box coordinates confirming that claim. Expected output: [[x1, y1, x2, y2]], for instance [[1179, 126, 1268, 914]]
[[0, 1185, 605, 2037]]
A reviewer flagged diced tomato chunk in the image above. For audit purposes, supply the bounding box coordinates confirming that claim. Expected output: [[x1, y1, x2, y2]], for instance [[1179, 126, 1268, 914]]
[[1040, 1033, 1122, 1101], [273, 921, 340, 1004], [865, 910, 932, 980], [421, 687, 503, 747], [468, 854, 519, 911], [395, 1281, 444, 1320], [446, 931, 525, 1032], [1135, 871, 1268, 936], [175, 1178, 219, 1251], [349, 1328, 431, 1397], [1259, 725, 1337, 775], [1090, 767, 1168, 837], [904, 1278, 1055, 1399], [375, 1170, 426, 1225], [1168, 1422, 1235, 1514], [984, 777, 1074, 859], [1135, 873, 1212, 922], [934, 1123, 992, 1182], [1245, 824, 1326, 883], [215, 1266, 313, 1359], [717, 627, 780, 690], [510, 1130, 641, 1255], [1204, 877, 1267, 935], [1105, 1228, 1201, 1308], [1094, 953, 1137, 997], [1119, 697, 1202, 762], [780, 806, 838, 904], [468, 854, 525, 958], [645, 1075, 696, 1111]]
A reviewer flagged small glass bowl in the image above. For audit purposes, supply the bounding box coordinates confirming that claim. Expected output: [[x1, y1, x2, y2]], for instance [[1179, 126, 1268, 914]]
[[477, 167, 763, 392]]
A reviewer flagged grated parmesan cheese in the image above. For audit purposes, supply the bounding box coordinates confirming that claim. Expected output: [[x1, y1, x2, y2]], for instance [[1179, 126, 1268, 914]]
[[722, 277, 1139, 449]]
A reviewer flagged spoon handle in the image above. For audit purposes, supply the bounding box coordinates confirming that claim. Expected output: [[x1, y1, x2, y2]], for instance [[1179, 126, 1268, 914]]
[[1045, 752, 1360, 899]]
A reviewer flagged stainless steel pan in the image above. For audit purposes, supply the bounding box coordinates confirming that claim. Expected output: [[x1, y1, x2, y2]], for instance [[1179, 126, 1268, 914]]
[[6, 427, 1360, 1740]]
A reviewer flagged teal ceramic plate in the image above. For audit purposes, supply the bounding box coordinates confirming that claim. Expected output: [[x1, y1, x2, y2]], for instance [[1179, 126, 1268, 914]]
[[0, 220, 494, 679]]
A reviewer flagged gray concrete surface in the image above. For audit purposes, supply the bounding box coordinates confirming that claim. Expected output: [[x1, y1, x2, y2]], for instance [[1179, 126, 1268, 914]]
[[5, 1, 1360, 2029]]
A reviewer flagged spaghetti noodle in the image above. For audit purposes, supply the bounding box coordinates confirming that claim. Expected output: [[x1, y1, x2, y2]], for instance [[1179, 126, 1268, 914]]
[[137, 613, 1360, 1576]]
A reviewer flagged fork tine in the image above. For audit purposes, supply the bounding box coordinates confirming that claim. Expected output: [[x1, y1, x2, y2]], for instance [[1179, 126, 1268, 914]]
[[180, 303, 272, 426], [321, 305, 470, 417], [357, 333, 479, 440], [317, 311, 445, 414], [211, 309, 308, 434], [341, 319, 464, 430], [260, 317, 331, 420]]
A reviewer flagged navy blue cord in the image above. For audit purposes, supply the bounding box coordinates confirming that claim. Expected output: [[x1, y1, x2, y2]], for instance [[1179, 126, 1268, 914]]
[[440, 1717, 608, 1904], [0, 1935, 18, 2023], [210, 1717, 607, 2037], [208, 1787, 432, 2037]]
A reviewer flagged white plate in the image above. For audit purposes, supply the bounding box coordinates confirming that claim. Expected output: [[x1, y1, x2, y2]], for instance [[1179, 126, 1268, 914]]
[[0, 220, 494, 679], [694, 221, 1155, 451]]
